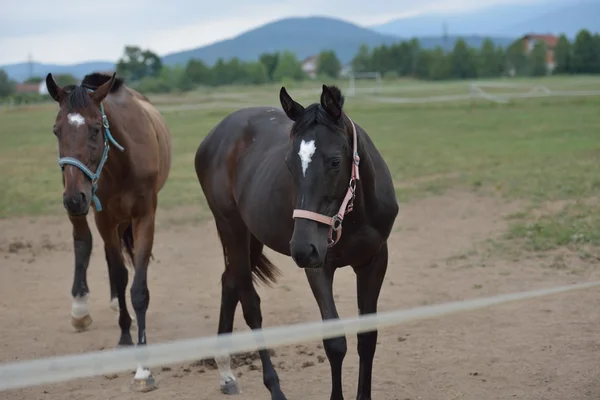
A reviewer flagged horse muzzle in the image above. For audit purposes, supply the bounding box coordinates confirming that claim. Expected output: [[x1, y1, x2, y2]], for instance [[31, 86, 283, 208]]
[[63, 191, 90, 216]]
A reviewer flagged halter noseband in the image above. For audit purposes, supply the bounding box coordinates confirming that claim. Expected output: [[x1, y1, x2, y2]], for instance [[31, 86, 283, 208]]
[[291, 115, 360, 247], [57, 88, 125, 212]]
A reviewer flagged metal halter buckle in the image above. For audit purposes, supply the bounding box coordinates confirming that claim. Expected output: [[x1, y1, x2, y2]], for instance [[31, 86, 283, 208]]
[[332, 215, 343, 231]]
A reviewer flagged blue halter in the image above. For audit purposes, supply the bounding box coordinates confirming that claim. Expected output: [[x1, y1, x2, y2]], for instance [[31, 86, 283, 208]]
[[58, 90, 125, 212]]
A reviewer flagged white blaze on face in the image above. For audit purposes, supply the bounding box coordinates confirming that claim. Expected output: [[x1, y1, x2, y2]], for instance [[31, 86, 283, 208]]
[[67, 113, 85, 128], [298, 139, 316, 177]]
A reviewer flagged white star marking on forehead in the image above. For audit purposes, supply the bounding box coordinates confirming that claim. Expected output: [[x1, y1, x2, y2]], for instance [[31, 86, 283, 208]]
[[67, 113, 86, 128], [298, 139, 316, 177]]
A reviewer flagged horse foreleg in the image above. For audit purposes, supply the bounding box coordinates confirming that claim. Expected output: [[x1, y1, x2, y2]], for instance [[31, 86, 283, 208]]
[[95, 215, 134, 347], [129, 210, 157, 392], [69, 215, 93, 332], [305, 267, 346, 400], [352, 243, 388, 400]]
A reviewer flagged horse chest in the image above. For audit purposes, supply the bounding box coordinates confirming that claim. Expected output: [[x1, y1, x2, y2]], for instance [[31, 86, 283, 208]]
[[330, 226, 383, 267]]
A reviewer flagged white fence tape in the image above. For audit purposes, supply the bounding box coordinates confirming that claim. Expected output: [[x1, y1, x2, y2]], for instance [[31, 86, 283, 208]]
[[1, 280, 599, 391]]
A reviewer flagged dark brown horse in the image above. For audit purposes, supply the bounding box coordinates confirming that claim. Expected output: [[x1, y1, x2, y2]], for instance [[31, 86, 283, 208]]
[[195, 85, 398, 400], [45, 71, 172, 391]]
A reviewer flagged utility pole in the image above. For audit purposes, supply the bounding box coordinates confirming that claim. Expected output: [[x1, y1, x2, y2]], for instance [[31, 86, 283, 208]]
[[27, 53, 33, 79], [443, 20, 449, 52]]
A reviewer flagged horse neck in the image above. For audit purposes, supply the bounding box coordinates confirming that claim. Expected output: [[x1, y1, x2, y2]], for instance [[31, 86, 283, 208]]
[[347, 121, 377, 216], [99, 100, 129, 185]]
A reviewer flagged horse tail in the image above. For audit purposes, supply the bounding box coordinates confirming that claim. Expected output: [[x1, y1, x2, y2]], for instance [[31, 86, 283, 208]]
[[252, 252, 281, 287], [119, 223, 154, 271], [120, 223, 135, 269]]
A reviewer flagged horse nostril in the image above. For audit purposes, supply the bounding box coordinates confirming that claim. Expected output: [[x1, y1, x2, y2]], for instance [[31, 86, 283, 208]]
[[78, 192, 86, 204], [309, 244, 318, 259]]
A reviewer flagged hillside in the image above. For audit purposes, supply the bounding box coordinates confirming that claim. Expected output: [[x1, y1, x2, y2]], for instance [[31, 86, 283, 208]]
[[160, 16, 398, 66], [2, 16, 515, 82], [2, 61, 114, 84], [371, 0, 599, 38], [161, 16, 512, 66]]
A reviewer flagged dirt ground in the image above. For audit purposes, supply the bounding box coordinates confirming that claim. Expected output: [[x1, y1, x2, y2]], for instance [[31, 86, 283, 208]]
[[2, 191, 600, 400]]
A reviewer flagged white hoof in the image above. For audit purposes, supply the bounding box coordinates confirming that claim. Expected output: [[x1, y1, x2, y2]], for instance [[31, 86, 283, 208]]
[[131, 366, 156, 392]]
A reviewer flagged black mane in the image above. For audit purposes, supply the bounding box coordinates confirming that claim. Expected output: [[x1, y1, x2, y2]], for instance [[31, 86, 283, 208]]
[[81, 72, 125, 93], [60, 72, 125, 111], [291, 85, 346, 137]]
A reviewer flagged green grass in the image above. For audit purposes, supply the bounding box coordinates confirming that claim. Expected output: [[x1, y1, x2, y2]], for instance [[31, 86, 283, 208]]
[[1, 76, 600, 238], [503, 201, 600, 257]]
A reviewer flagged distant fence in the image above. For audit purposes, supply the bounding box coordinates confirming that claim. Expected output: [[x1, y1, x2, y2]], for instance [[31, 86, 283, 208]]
[[361, 81, 600, 105]]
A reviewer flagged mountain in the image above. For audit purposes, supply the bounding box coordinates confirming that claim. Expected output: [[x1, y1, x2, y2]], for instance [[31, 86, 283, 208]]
[[2, 61, 115, 84], [2, 16, 514, 82], [371, 1, 599, 39], [504, 1, 600, 38], [160, 16, 399, 66], [160, 16, 513, 67]]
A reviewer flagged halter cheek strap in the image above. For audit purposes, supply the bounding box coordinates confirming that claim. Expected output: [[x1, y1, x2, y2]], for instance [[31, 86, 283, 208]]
[[291, 115, 360, 247], [57, 96, 125, 212]]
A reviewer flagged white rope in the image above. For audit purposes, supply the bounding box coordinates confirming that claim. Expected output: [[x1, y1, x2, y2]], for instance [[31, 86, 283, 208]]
[[1, 280, 599, 391]]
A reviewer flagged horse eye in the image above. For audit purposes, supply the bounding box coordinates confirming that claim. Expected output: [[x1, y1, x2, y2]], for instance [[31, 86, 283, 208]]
[[331, 158, 341, 169]]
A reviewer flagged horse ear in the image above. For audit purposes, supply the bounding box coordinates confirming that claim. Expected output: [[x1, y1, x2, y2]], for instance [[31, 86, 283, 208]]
[[320, 84, 343, 121], [45, 73, 64, 103], [279, 86, 305, 121], [90, 73, 116, 104]]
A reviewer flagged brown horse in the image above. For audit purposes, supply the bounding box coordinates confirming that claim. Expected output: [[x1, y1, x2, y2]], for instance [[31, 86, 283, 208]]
[[45, 71, 172, 391], [195, 85, 398, 400]]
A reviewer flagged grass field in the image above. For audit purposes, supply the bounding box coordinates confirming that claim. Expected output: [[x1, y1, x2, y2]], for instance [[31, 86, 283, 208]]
[[2, 76, 600, 258]]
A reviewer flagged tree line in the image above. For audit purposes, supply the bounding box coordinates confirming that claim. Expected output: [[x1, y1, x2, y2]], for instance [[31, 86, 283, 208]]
[[352, 29, 600, 80], [1, 28, 599, 102]]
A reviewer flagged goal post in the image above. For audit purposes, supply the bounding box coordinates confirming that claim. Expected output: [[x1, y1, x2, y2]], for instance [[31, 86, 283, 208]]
[[347, 72, 382, 97]]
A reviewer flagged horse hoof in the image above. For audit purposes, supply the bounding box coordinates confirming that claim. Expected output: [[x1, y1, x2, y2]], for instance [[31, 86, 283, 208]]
[[71, 315, 92, 332], [131, 370, 157, 393], [110, 298, 119, 312], [220, 379, 241, 395]]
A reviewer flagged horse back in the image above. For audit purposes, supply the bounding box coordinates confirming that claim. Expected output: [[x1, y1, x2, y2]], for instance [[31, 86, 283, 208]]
[[195, 106, 291, 206], [130, 95, 172, 192], [106, 87, 172, 192]]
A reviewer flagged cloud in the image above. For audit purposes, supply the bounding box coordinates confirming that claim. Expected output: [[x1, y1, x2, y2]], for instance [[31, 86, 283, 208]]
[[0, 0, 552, 65]]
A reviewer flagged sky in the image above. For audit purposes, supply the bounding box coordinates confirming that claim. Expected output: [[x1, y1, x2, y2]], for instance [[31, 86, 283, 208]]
[[0, 0, 548, 65]]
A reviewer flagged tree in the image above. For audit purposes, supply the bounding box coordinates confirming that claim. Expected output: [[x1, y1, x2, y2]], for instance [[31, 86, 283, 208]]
[[506, 38, 528, 76], [478, 38, 504, 78], [24, 76, 43, 84], [272, 51, 304, 82], [395, 39, 420, 76], [428, 47, 452, 80], [316, 50, 342, 79], [553, 34, 572, 74], [414, 49, 433, 79], [244, 62, 269, 85], [593, 34, 600, 74], [450, 38, 478, 79], [184, 59, 212, 86], [116, 45, 163, 82], [572, 29, 597, 74], [351, 44, 372, 73], [0, 69, 16, 97], [259, 52, 280, 82], [528, 41, 548, 76]]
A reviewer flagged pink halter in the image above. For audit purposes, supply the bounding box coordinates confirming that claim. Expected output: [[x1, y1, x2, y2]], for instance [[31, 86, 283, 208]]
[[291, 115, 360, 247]]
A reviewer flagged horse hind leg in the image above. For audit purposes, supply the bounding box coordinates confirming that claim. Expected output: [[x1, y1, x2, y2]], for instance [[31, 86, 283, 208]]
[[214, 223, 241, 395], [212, 217, 285, 399]]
